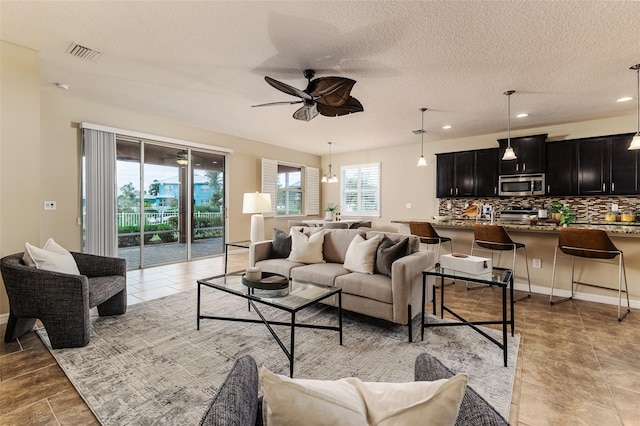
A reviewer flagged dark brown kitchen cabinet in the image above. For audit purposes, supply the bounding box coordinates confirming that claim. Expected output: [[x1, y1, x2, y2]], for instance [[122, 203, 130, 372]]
[[498, 134, 547, 175], [475, 148, 499, 196], [436, 151, 474, 197], [546, 141, 577, 195], [578, 133, 637, 195]]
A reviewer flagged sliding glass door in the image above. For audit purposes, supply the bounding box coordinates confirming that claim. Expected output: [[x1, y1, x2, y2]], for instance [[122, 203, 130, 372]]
[[115, 139, 226, 269]]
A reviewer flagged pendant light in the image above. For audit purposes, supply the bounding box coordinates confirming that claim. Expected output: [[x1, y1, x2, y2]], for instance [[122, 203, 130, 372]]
[[502, 90, 517, 160], [321, 142, 338, 183], [628, 64, 640, 150], [415, 107, 428, 167]]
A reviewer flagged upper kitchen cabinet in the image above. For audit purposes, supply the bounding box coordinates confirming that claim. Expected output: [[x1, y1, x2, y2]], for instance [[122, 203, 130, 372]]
[[546, 140, 577, 196], [578, 133, 637, 195], [475, 148, 499, 196], [436, 151, 475, 197], [498, 134, 547, 175]]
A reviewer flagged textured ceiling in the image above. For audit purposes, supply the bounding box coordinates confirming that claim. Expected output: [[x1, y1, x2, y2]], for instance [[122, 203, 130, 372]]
[[2, 1, 639, 155]]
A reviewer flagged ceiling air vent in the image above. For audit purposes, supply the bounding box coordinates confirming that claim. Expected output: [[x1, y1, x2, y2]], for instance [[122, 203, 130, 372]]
[[65, 42, 102, 61]]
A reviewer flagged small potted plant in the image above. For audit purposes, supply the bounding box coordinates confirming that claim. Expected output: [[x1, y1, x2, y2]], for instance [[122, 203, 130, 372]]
[[325, 203, 339, 221], [549, 202, 575, 226]]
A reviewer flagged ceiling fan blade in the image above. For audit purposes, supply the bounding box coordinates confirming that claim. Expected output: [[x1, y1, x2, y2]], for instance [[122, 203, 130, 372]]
[[308, 77, 356, 107], [265, 76, 312, 100], [317, 97, 364, 117], [293, 104, 319, 122], [252, 100, 303, 107]]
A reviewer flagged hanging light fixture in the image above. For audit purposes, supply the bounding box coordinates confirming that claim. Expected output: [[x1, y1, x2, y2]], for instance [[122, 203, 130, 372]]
[[321, 142, 338, 183], [502, 90, 517, 160], [176, 150, 189, 165], [628, 64, 640, 150], [414, 107, 428, 167]]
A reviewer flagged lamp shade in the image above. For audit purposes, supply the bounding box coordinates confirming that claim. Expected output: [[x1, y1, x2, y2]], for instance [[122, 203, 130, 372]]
[[242, 192, 272, 214]]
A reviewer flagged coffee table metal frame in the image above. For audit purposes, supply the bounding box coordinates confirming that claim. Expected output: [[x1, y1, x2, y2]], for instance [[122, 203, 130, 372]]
[[223, 240, 252, 274], [421, 264, 514, 367], [197, 272, 343, 377]]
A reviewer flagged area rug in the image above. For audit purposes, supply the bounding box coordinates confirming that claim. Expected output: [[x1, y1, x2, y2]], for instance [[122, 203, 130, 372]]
[[38, 288, 519, 425]]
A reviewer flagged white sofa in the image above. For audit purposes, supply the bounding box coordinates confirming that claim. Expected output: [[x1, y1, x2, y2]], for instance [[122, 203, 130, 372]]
[[249, 228, 434, 341]]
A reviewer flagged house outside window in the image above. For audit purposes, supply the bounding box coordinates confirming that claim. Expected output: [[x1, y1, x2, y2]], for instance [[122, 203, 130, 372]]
[[340, 162, 381, 217], [277, 164, 302, 215]]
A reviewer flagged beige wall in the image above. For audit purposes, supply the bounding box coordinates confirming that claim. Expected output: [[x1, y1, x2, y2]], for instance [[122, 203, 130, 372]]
[[0, 41, 41, 316]]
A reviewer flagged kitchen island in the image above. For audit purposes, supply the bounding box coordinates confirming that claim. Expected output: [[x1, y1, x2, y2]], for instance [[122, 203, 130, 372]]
[[392, 219, 639, 309]]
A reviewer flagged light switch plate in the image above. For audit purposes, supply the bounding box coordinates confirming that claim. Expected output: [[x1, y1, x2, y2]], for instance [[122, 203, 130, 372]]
[[44, 201, 57, 210], [405, 203, 412, 209]]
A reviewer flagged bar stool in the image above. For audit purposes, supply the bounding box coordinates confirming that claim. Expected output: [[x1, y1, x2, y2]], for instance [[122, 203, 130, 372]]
[[550, 228, 631, 321], [471, 224, 531, 299], [409, 221, 453, 261]]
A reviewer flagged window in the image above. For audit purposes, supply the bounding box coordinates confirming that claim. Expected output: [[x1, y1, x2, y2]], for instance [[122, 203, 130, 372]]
[[277, 164, 302, 215], [262, 158, 320, 216], [340, 162, 381, 217]]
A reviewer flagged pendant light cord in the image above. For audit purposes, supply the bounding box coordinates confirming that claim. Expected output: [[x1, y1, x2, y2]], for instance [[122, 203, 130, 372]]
[[421, 109, 425, 156]]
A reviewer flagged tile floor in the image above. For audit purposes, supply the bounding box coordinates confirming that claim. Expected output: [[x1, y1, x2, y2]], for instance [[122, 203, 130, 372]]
[[1, 250, 639, 425]]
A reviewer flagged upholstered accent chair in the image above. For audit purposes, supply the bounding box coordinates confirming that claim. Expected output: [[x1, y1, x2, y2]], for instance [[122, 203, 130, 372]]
[[1, 252, 127, 348]]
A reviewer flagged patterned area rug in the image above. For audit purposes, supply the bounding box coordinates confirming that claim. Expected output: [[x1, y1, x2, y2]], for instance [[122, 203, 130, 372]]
[[38, 288, 519, 425]]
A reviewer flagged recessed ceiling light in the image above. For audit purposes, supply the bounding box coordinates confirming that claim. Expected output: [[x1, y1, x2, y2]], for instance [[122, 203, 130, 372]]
[[442, 125, 452, 130], [617, 96, 633, 102], [55, 82, 70, 90], [516, 113, 528, 118]]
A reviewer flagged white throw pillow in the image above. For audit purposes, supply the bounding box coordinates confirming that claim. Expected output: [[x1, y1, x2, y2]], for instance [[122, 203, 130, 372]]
[[343, 234, 380, 274], [259, 367, 467, 426], [23, 238, 80, 275], [287, 229, 325, 264]]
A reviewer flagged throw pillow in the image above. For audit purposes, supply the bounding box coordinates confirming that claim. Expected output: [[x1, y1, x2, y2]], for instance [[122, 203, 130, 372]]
[[343, 234, 380, 274], [23, 238, 80, 275], [271, 228, 292, 258], [375, 236, 410, 277], [287, 229, 325, 264], [260, 367, 467, 426]]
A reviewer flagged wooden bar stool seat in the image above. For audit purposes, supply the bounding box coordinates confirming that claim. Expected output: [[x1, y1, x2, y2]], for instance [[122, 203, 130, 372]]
[[471, 224, 531, 299], [550, 228, 630, 321], [409, 221, 453, 261]]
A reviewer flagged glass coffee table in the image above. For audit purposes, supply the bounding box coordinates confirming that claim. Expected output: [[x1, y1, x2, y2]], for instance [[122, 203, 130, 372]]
[[422, 264, 514, 367], [197, 272, 342, 377]]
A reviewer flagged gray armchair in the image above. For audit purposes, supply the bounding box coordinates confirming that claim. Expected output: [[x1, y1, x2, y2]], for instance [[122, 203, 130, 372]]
[[1, 251, 127, 348]]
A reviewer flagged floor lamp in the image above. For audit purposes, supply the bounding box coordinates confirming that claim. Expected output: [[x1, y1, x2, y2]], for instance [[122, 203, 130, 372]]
[[243, 192, 272, 243]]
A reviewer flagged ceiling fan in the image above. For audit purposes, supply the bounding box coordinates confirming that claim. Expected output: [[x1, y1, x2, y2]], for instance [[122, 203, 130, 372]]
[[252, 69, 363, 122]]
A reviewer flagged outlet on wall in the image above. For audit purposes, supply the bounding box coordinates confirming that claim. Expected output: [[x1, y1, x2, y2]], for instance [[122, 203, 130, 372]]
[[532, 258, 542, 269]]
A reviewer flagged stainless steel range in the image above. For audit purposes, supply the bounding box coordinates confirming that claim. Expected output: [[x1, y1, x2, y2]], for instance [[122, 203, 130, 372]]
[[499, 206, 537, 222]]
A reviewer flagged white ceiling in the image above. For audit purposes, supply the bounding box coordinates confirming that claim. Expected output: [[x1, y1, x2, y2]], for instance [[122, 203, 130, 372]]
[[2, 1, 639, 155]]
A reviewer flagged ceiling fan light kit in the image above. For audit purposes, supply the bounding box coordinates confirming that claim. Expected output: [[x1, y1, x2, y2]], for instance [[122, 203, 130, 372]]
[[415, 107, 428, 167], [322, 142, 338, 183], [628, 64, 640, 150], [502, 90, 517, 161], [252, 69, 363, 122]]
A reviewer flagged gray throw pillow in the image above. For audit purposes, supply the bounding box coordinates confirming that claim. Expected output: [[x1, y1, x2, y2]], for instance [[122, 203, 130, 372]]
[[375, 236, 410, 277], [272, 228, 292, 258]]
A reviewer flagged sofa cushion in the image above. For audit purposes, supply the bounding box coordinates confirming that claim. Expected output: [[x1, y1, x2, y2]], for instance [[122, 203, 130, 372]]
[[260, 366, 467, 426], [335, 272, 393, 304], [343, 234, 380, 274], [291, 263, 350, 287], [367, 231, 419, 253], [322, 229, 364, 264], [288, 229, 325, 264], [375, 236, 410, 277], [255, 258, 305, 279], [23, 238, 80, 275], [271, 228, 292, 258]]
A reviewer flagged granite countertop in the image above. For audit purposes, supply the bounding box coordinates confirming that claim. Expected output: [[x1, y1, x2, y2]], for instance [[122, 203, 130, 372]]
[[391, 219, 640, 235]]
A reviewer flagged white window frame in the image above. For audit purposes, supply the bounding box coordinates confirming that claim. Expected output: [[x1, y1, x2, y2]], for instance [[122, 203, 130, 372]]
[[262, 158, 319, 217], [340, 162, 381, 217]]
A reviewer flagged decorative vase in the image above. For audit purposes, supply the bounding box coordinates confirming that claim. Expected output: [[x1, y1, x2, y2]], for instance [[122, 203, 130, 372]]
[[324, 211, 333, 221]]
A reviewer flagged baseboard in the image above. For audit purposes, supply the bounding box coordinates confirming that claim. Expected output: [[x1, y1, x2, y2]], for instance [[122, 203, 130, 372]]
[[513, 282, 640, 309], [0, 313, 8, 325]]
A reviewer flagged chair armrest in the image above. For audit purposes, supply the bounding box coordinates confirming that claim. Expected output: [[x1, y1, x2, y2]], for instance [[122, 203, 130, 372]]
[[71, 252, 126, 278], [249, 241, 273, 267], [200, 355, 259, 426], [415, 353, 508, 426]]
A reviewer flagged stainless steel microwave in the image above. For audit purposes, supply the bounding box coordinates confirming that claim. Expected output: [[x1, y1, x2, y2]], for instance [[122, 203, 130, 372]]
[[498, 174, 545, 196]]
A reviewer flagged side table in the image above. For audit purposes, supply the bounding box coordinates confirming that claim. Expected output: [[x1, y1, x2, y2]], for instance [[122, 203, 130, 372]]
[[421, 264, 514, 367]]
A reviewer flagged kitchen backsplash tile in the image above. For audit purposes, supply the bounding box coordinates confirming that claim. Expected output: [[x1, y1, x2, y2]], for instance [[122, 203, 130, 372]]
[[438, 196, 640, 222]]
